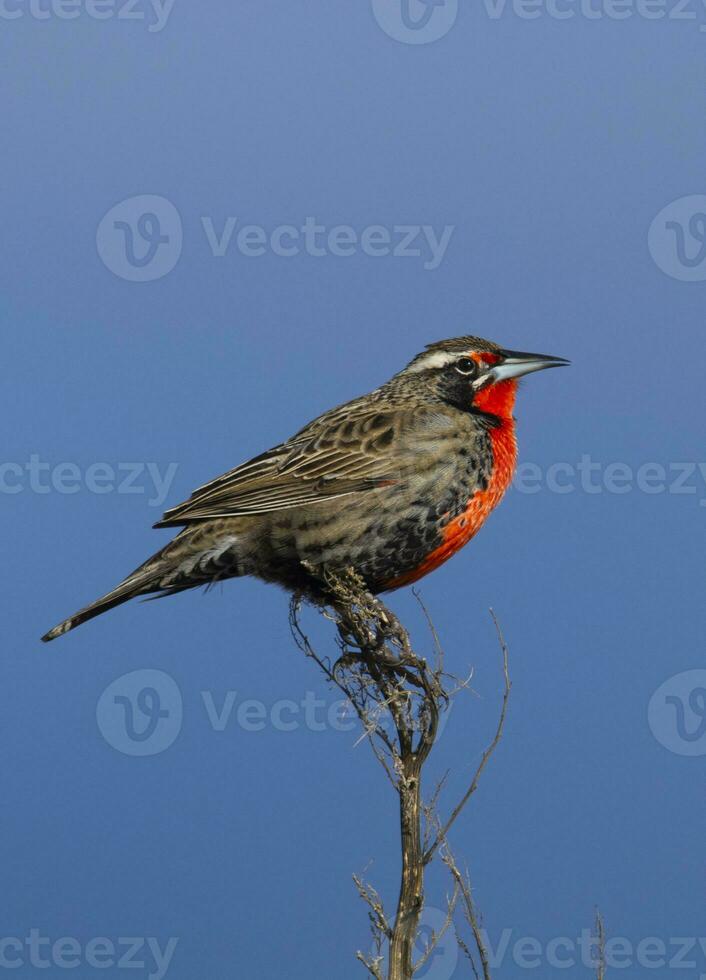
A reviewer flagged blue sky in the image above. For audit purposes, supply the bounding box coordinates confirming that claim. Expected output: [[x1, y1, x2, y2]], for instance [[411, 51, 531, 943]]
[[3, 2, 705, 978]]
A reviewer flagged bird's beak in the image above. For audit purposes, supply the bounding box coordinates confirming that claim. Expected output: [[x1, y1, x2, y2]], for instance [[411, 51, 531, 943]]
[[487, 349, 570, 384]]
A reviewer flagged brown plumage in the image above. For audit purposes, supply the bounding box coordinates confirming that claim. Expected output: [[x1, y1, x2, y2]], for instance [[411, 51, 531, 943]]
[[41, 336, 567, 641]]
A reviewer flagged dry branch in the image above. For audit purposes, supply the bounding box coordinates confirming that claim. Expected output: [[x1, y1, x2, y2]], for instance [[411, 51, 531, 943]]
[[289, 568, 512, 980]]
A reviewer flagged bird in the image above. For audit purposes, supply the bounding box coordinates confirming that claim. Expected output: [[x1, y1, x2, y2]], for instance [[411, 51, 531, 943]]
[[41, 336, 568, 642]]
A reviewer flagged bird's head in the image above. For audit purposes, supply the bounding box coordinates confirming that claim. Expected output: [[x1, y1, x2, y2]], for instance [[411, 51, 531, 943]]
[[401, 336, 569, 419]]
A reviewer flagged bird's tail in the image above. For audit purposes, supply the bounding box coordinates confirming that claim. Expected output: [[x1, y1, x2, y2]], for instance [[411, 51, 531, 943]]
[[41, 553, 169, 643], [41, 527, 246, 642]]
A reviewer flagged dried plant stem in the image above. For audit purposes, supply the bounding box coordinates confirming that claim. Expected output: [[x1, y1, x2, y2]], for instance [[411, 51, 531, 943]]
[[289, 568, 510, 980]]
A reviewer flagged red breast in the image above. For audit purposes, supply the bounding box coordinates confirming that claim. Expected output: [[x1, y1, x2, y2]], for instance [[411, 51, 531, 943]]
[[385, 380, 518, 589]]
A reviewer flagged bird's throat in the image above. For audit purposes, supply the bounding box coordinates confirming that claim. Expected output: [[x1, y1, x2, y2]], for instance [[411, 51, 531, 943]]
[[473, 378, 518, 421], [476, 380, 519, 502]]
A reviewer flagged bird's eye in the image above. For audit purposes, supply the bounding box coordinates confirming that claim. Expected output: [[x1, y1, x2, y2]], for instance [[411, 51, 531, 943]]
[[455, 357, 477, 377]]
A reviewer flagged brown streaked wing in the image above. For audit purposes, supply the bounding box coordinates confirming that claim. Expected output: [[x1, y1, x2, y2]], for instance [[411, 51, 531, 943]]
[[154, 409, 403, 527]]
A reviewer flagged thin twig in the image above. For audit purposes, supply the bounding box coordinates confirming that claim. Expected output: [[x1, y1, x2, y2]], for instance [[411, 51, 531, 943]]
[[413, 879, 460, 974], [594, 909, 606, 980], [353, 872, 393, 941], [441, 845, 492, 980], [425, 609, 511, 864], [412, 588, 445, 675]]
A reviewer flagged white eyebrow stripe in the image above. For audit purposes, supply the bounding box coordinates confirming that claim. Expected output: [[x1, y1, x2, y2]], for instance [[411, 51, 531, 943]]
[[405, 351, 460, 373]]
